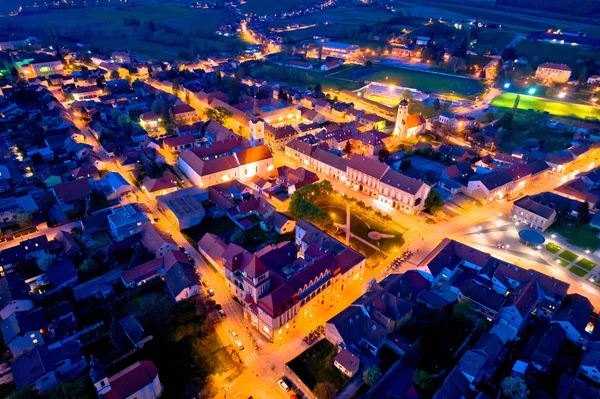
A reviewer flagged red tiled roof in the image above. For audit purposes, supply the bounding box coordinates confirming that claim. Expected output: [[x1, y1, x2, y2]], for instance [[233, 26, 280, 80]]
[[104, 361, 159, 399], [52, 179, 91, 203], [538, 63, 571, 72], [163, 134, 195, 148], [172, 103, 195, 115], [347, 154, 389, 179]]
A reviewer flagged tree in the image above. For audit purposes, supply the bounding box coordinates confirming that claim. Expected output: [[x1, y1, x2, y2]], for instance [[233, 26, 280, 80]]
[[36, 252, 55, 271], [378, 148, 390, 161], [7, 387, 38, 399], [400, 159, 412, 171], [452, 298, 474, 322], [501, 376, 529, 399], [578, 66, 588, 87], [501, 46, 516, 61], [185, 90, 191, 105], [110, 70, 120, 80], [413, 369, 435, 390], [447, 56, 466, 74], [314, 83, 323, 94], [15, 212, 34, 227], [363, 366, 382, 387], [433, 98, 442, 110], [344, 140, 352, 155], [117, 113, 131, 126], [230, 229, 248, 246], [401, 89, 413, 102], [578, 201, 590, 224], [206, 106, 232, 125], [48, 381, 93, 399], [424, 190, 444, 214], [313, 382, 336, 399], [79, 258, 99, 274], [512, 94, 520, 116], [172, 80, 180, 97]]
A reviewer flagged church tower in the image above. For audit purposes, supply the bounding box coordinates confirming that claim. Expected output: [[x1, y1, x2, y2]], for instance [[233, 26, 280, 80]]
[[249, 97, 265, 147], [394, 98, 409, 138]]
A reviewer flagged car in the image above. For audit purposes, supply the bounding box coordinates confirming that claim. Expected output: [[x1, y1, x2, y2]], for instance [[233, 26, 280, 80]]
[[278, 379, 290, 392], [207, 288, 215, 296], [236, 340, 244, 350], [202, 281, 209, 288], [254, 344, 259, 350], [154, 217, 160, 222], [218, 309, 226, 317], [231, 330, 238, 338], [179, 246, 185, 252]]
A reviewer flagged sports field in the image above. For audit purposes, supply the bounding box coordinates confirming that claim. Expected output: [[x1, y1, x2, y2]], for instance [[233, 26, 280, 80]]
[[491, 93, 600, 120], [333, 66, 484, 96]]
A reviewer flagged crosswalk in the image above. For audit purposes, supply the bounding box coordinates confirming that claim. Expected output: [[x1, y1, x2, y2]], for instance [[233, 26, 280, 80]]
[[241, 351, 259, 366], [225, 375, 279, 399]]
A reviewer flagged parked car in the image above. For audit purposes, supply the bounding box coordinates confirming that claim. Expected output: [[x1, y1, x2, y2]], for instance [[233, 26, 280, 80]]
[[278, 379, 290, 392], [236, 340, 244, 350], [202, 281, 210, 288], [231, 330, 238, 338], [218, 309, 226, 317], [207, 288, 215, 296]]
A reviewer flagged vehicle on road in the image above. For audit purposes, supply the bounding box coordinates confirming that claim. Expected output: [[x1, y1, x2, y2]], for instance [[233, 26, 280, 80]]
[[236, 340, 244, 350], [202, 281, 210, 288], [231, 330, 238, 338], [278, 379, 290, 392], [207, 288, 215, 296], [179, 246, 185, 251], [218, 309, 226, 317]]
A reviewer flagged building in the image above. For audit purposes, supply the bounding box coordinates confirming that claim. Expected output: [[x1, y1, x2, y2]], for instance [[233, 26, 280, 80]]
[[199, 220, 365, 341], [140, 111, 160, 130], [165, 262, 201, 302], [588, 75, 600, 86], [249, 98, 266, 148], [321, 42, 360, 59], [580, 341, 600, 383], [0, 194, 39, 225], [179, 145, 274, 188], [163, 135, 195, 153], [157, 186, 208, 230], [466, 164, 532, 203], [21, 54, 63, 77], [71, 86, 103, 101], [535, 63, 572, 83], [107, 204, 150, 241], [90, 359, 163, 399], [50, 178, 92, 205], [347, 155, 430, 214], [121, 250, 189, 287], [333, 348, 360, 377], [1, 308, 47, 357], [510, 196, 557, 231], [311, 148, 348, 182], [0, 274, 34, 320], [358, 113, 387, 131], [551, 293, 593, 345], [171, 103, 197, 124]]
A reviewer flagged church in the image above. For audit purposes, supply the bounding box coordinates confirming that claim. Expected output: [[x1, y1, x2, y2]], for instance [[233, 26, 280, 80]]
[[393, 99, 427, 139]]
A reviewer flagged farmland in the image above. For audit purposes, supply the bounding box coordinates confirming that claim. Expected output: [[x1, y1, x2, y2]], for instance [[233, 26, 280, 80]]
[[513, 40, 600, 69], [0, 3, 241, 60], [491, 93, 600, 121]]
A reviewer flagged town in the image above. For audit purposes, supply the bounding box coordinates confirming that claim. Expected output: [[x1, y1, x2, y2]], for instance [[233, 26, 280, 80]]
[[1, 1, 600, 399]]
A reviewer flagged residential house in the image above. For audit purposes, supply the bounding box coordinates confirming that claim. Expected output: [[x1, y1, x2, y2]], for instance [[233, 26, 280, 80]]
[[261, 211, 296, 235], [311, 148, 348, 182], [140, 111, 160, 130], [333, 348, 360, 377], [197, 233, 228, 270], [96, 172, 133, 202], [71, 86, 103, 101], [71, 165, 100, 180], [551, 293, 593, 345], [531, 324, 567, 372], [164, 262, 200, 302], [510, 196, 557, 231], [171, 103, 197, 124], [107, 204, 150, 241], [1, 307, 47, 357], [0, 274, 34, 320], [140, 224, 177, 258], [50, 178, 92, 206], [352, 130, 388, 157], [163, 135, 196, 153], [141, 173, 179, 201], [90, 359, 163, 399], [0, 194, 39, 225], [121, 250, 189, 287], [579, 341, 600, 383], [358, 113, 386, 131], [466, 164, 531, 203]]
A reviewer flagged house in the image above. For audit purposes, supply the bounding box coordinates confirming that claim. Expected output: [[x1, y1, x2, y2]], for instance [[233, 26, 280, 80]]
[[163, 134, 195, 153], [551, 293, 593, 345], [358, 113, 386, 131], [321, 60, 342, 71], [171, 103, 197, 124], [261, 211, 296, 234], [156, 186, 208, 230], [140, 111, 160, 130], [352, 130, 388, 156], [140, 224, 177, 258], [96, 172, 133, 202], [434, 368, 470, 399], [50, 178, 92, 205], [141, 173, 179, 201], [0, 236, 51, 267], [71, 165, 100, 180], [179, 145, 274, 188], [0, 194, 39, 225], [90, 359, 163, 399], [71, 86, 103, 101], [531, 324, 567, 372], [164, 262, 200, 302], [535, 63, 572, 83], [0, 274, 34, 320], [1, 308, 47, 357], [579, 341, 600, 383], [466, 164, 531, 203], [333, 348, 360, 377], [311, 148, 348, 182], [510, 196, 557, 231], [12, 341, 86, 393], [121, 250, 189, 287], [107, 204, 150, 241], [321, 42, 360, 59], [588, 75, 600, 86], [197, 233, 228, 270]]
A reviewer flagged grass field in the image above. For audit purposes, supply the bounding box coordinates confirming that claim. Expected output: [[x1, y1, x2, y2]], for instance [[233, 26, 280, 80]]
[[569, 266, 588, 277], [240, 0, 317, 15], [472, 29, 517, 55], [0, 4, 240, 59], [491, 93, 600, 121], [514, 41, 600, 69], [554, 257, 569, 267], [549, 224, 600, 251], [333, 65, 484, 96], [559, 250, 579, 262], [576, 258, 597, 271], [546, 242, 562, 253]]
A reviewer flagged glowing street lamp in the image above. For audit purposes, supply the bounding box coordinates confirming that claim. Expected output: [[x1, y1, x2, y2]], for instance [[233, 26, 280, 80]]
[[527, 87, 537, 95]]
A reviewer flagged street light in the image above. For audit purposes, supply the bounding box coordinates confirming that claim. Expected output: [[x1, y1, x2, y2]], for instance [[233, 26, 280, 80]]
[[528, 87, 537, 95], [503, 83, 511, 89]]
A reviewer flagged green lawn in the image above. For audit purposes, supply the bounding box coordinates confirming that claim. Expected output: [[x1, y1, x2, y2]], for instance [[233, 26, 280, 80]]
[[491, 93, 600, 122], [559, 250, 579, 262], [287, 339, 348, 392], [576, 258, 597, 271], [545, 242, 562, 254], [183, 216, 237, 243], [334, 65, 484, 96], [554, 257, 569, 267], [548, 224, 600, 252], [514, 40, 600, 69], [569, 266, 588, 277], [472, 29, 517, 55]]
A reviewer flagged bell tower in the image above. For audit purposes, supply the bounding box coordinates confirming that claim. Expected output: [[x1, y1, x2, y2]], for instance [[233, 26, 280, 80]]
[[394, 98, 409, 138], [249, 97, 265, 147]]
